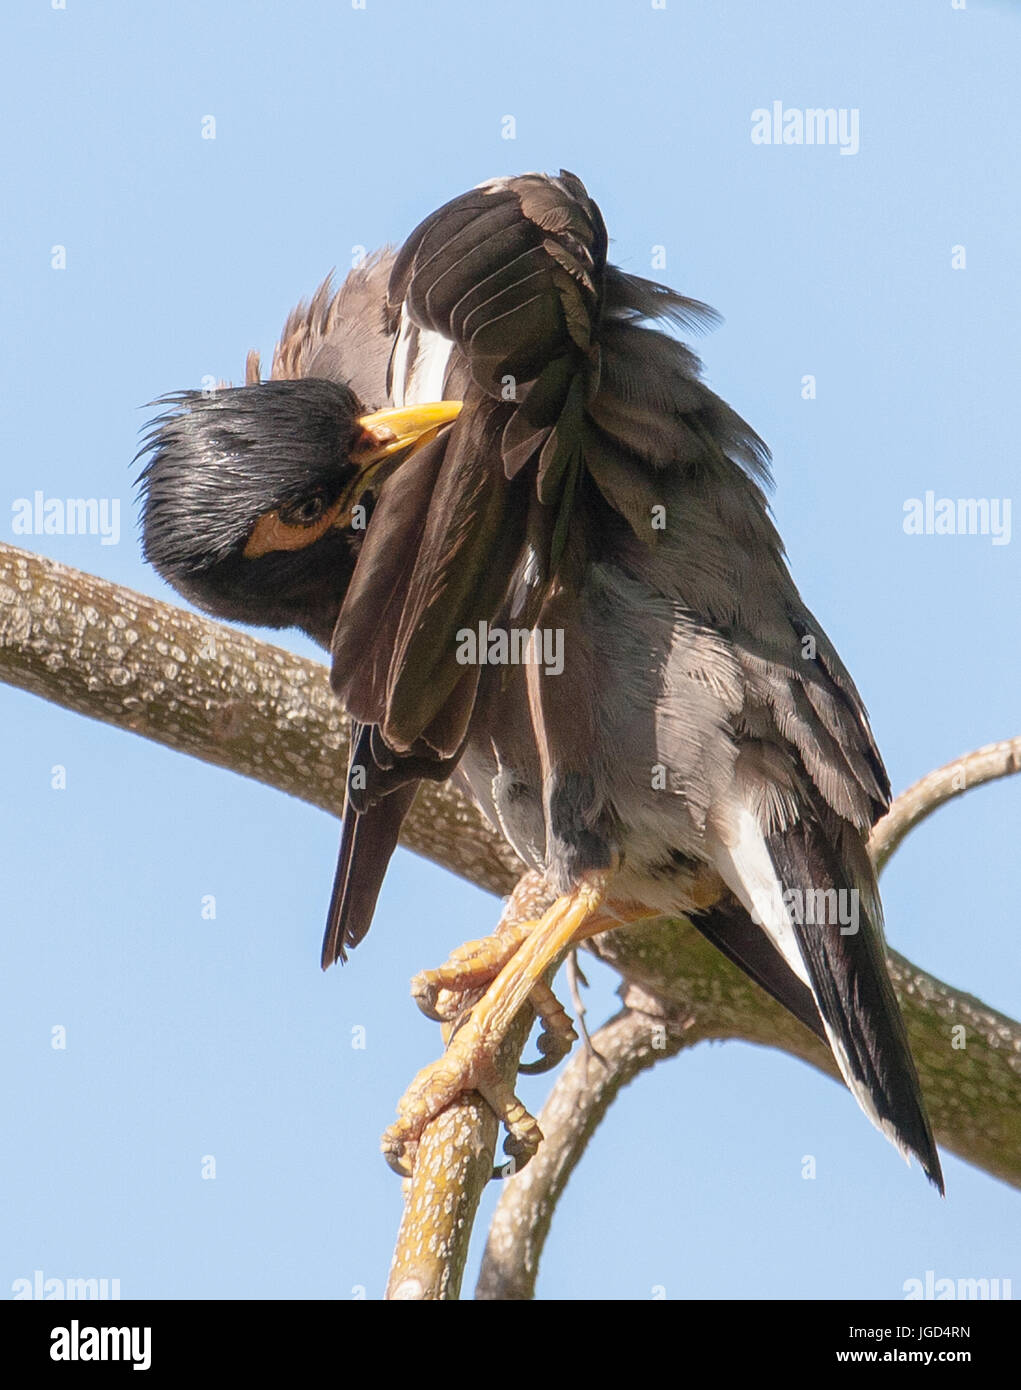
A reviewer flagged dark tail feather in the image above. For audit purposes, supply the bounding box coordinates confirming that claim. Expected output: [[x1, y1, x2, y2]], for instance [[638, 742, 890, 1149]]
[[692, 897, 826, 1043], [768, 820, 944, 1193], [321, 781, 418, 969]]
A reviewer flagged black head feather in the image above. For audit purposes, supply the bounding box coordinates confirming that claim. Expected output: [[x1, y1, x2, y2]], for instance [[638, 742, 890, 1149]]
[[137, 379, 370, 646]]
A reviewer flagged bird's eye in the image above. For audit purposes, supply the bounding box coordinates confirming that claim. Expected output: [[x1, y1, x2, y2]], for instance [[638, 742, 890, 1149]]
[[279, 495, 327, 527]]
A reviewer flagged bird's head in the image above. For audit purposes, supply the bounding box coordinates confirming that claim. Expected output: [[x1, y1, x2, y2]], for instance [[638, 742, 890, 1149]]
[[137, 379, 460, 645]]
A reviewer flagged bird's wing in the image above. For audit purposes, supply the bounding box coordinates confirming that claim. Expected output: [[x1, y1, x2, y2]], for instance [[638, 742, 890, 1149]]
[[681, 545, 943, 1184], [692, 897, 826, 1042], [321, 724, 419, 965], [386, 170, 771, 525], [770, 810, 942, 1186], [661, 488, 941, 1186], [322, 430, 477, 963], [334, 170, 766, 752], [330, 386, 531, 761]]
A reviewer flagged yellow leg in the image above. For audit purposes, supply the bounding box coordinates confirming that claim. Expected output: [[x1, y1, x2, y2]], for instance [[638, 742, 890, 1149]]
[[382, 872, 612, 1177], [411, 895, 654, 1022]]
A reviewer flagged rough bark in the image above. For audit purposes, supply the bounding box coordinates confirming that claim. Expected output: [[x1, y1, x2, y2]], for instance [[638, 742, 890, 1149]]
[[0, 543, 517, 894]]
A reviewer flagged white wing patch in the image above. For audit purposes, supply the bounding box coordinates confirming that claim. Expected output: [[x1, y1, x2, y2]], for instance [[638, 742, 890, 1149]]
[[388, 307, 414, 406], [407, 327, 453, 404], [389, 305, 453, 407], [707, 805, 810, 988]]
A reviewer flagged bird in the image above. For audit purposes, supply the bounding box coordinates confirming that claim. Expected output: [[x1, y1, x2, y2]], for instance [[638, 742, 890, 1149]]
[[137, 170, 943, 1193]]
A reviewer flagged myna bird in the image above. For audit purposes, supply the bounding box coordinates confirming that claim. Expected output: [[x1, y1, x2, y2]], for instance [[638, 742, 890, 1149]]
[[138, 171, 943, 1192]]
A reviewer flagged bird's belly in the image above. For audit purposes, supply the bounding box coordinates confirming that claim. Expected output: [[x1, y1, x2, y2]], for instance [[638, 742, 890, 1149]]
[[461, 727, 722, 916], [455, 570, 735, 913]]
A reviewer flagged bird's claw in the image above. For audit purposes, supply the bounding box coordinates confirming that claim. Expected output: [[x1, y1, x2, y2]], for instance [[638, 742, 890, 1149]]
[[382, 1036, 544, 1181], [409, 925, 532, 1022], [382, 1134, 418, 1179], [388, 878, 620, 1179], [408, 972, 448, 1022], [518, 1038, 571, 1076], [518, 983, 578, 1074], [410, 972, 484, 1024]]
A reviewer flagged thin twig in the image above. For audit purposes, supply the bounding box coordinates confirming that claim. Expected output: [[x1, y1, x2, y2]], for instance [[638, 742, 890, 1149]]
[[870, 738, 1021, 873]]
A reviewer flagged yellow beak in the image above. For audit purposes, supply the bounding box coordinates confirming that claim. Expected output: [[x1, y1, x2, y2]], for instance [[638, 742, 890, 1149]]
[[334, 401, 463, 519], [351, 401, 463, 467], [324, 399, 461, 526]]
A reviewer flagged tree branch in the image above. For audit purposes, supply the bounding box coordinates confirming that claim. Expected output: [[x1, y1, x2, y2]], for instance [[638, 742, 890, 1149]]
[[3, 542, 1019, 1303], [0, 543, 519, 896], [384, 1015, 531, 1300]]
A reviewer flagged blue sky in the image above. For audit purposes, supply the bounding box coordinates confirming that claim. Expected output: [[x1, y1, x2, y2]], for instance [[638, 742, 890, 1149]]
[[2, 0, 1018, 1300]]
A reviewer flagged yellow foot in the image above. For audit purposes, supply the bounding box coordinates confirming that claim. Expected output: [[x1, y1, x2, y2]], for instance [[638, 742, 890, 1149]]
[[409, 874, 576, 1074], [383, 872, 613, 1178], [382, 1039, 544, 1178], [409, 869, 559, 1023], [410, 923, 532, 1023]]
